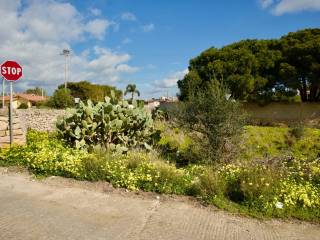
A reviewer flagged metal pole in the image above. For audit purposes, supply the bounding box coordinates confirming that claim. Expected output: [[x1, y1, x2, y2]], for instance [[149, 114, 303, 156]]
[[64, 54, 67, 89], [9, 82, 13, 146], [2, 77, 4, 109]]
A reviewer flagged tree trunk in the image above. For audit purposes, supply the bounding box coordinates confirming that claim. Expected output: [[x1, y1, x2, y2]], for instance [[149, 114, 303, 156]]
[[299, 87, 307, 102], [299, 77, 308, 102], [309, 84, 319, 101]]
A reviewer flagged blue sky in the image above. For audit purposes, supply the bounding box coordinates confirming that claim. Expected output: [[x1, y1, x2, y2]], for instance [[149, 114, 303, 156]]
[[1, 0, 320, 99]]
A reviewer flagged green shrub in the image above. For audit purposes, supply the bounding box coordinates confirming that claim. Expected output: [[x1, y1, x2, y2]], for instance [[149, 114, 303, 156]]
[[289, 124, 305, 139], [35, 100, 50, 109], [48, 88, 74, 109], [152, 108, 168, 121], [195, 169, 227, 199], [56, 91, 155, 153], [156, 122, 195, 165], [175, 82, 245, 163], [18, 102, 29, 109]]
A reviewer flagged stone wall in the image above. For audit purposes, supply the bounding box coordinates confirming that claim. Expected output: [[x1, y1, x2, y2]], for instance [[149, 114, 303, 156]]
[[0, 110, 25, 147], [243, 102, 320, 126], [16, 109, 66, 132]]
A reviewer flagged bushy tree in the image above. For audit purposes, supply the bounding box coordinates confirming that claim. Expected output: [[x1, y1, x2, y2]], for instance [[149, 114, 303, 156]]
[[48, 88, 74, 109], [279, 28, 320, 101], [176, 81, 245, 163], [178, 40, 281, 101], [178, 28, 320, 102]]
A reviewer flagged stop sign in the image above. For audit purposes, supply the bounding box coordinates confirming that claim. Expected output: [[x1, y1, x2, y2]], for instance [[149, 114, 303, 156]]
[[1, 60, 23, 81]]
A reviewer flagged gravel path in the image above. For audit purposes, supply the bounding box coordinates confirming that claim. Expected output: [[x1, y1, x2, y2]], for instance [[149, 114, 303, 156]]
[[0, 168, 319, 240]]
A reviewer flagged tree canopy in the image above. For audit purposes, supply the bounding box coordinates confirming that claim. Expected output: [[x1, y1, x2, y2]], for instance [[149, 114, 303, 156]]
[[178, 28, 320, 102], [58, 81, 122, 103]]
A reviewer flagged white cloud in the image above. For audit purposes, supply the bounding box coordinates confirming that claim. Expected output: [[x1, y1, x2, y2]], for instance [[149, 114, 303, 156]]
[[85, 19, 112, 40], [259, 0, 274, 9], [259, 0, 320, 15], [121, 12, 137, 21], [153, 69, 188, 89], [142, 23, 155, 32], [146, 64, 156, 69], [19, 0, 84, 42], [0, 0, 137, 93], [273, 0, 320, 15], [90, 8, 101, 16], [122, 38, 132, 44]]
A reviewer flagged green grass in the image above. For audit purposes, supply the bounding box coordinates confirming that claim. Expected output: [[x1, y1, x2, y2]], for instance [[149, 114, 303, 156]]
[[240, 126, 320, 160]]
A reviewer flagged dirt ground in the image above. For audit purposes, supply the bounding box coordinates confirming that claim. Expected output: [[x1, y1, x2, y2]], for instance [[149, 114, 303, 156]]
[[0, 167, 319, 240]]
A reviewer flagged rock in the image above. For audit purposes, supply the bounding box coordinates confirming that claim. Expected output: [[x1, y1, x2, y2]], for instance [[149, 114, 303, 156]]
[[6, 129, 23, 136], [0, 130, 6, 137], [12, 123, 22, 130], [0, 116, 8, 122], [0, 121, 8, 131]]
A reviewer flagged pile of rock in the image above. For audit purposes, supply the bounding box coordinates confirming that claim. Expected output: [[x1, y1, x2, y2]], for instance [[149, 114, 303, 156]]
[[0, 110, 25, 148]]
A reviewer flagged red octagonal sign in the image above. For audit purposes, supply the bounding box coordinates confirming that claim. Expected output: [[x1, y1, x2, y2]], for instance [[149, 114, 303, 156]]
[[1, 60, 23, 81]]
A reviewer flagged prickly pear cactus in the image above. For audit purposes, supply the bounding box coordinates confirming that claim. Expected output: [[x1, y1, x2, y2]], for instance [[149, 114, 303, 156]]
[[56, 91, 154, 153]]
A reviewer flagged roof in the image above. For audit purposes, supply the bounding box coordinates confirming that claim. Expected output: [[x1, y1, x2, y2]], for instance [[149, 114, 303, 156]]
[[2, 93, 48, 102]]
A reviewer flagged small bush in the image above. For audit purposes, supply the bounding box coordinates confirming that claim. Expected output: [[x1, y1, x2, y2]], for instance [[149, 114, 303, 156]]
[[18, 102, 29, 109], [196, 169, 227, 199], [35, 100, 50, 109], [175, 81, 245, 164], [48, 88, 74, 109], [152, 107, 168, 121], [289, 124, 304, 139]]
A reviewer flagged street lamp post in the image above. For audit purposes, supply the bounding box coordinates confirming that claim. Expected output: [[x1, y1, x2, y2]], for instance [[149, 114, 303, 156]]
[[61, 49, 70, 89]]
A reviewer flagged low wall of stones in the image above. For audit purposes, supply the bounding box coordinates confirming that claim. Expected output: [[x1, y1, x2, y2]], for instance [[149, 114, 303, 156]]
[[16, 109, 66, 132], [0, 110, 25, 147]]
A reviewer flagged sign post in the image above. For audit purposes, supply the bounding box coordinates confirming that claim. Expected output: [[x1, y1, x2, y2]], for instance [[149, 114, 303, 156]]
[[2, 77, 4, 109], [0, 60, 23, 146], [9, 82, 13, 145]]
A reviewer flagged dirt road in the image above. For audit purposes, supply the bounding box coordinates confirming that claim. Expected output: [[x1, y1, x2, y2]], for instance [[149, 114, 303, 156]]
[[0, 167, 319, 240]]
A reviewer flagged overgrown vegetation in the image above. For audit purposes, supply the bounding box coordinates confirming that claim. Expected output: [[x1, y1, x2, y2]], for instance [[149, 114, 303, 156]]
[[1, 126, 320, 221], [0, 130, 193, 194], [172, 82, 245, 163]]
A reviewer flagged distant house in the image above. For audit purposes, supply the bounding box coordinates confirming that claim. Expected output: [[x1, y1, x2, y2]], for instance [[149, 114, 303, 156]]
[[2, 93, 48, 109], [144, 98, 160, 110], [144, 96, 178, 111]]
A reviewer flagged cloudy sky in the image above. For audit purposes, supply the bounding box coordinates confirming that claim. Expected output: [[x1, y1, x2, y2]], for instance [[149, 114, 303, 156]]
[[0, 0, 320, 99]]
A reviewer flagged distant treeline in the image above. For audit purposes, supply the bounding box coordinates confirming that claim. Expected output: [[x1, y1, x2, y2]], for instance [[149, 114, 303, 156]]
[[178, 28, 320, 102], [58, 81, 122, 103]]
